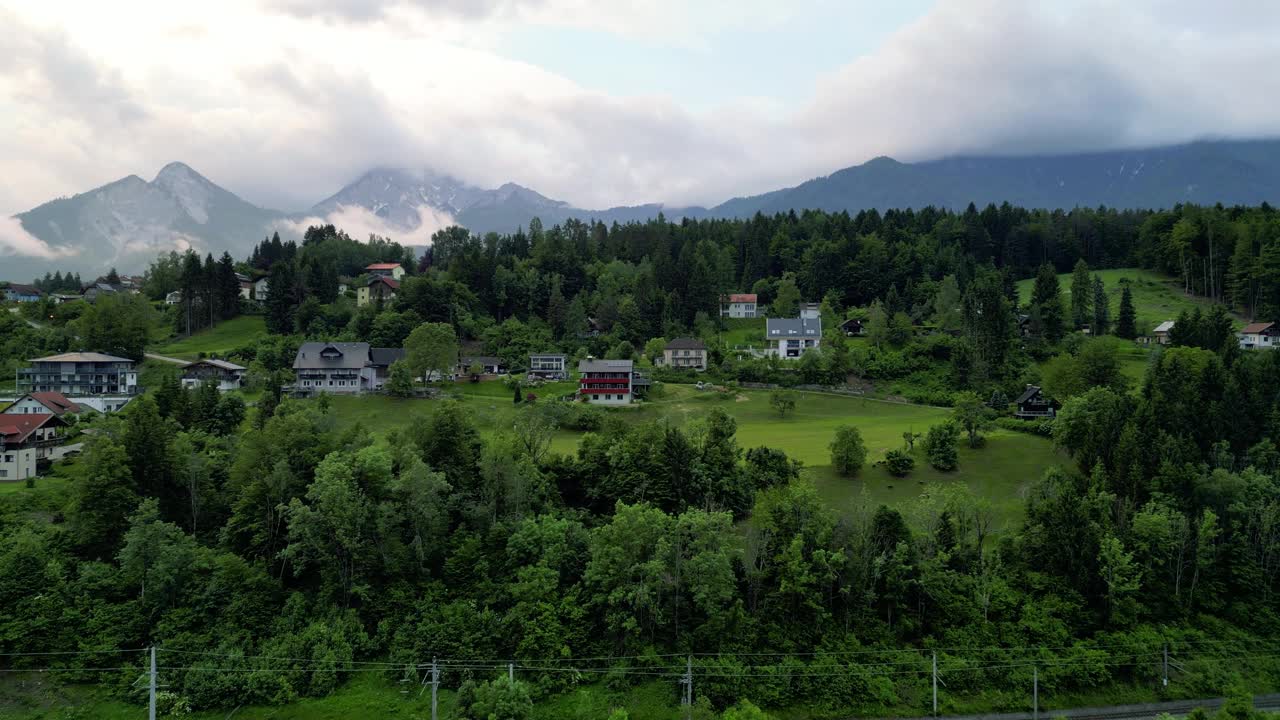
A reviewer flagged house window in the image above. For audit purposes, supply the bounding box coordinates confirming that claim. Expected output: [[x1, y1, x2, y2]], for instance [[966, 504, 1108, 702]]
[[0, 470, 6, 478]]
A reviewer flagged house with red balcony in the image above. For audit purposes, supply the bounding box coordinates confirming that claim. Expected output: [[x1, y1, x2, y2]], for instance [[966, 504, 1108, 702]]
[[0, 413, 67, 482], [578, 358, 634, 405]]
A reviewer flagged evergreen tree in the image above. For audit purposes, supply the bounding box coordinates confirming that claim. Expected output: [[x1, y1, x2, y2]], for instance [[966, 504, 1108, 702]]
[[1031, 264, 1065, 342], [1116, 282, 1138, 339], [265, 261, 298, 335], [217, 252, 241, 320], [1091, 275, 1110, 336], [1070, 259, 1091, 329]]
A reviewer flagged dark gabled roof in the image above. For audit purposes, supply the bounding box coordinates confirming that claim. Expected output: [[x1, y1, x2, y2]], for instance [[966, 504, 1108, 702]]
[[368, 348, 406, 368], [461, 356, 503, 366], [1241, 322, 1276, 335], [1015, 385, 1044, 405], [5, 284, 42, 295], [367, 275, 400, 290], [766, 317, 822, 338], [293, 342, 371, 370], [182, 359, 246, 373], [839, 317, 863, 329], [665, 337, 705, 350]]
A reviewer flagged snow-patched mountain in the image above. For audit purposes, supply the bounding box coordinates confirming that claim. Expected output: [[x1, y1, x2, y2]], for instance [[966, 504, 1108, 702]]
[[12, 162, 283, 278]]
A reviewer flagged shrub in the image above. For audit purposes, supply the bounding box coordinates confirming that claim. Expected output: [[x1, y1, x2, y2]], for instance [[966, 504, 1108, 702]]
[[829, 426, 867, 476], [922, 422, 960, 471], [994, 416, 1054, 437], [884, 449, 914, 476], [770, 390, 797, 417]]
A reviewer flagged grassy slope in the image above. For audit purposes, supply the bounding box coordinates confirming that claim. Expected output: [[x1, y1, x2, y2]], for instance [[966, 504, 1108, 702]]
[[149, 315, 268, 360], [326, 384, 1058, 528], [1015, 268, 1235, 336]]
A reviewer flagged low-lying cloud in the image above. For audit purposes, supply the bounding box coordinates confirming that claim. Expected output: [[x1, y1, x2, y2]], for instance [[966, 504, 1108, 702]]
[[0, 217, 74, 260], [277, 205, 458, 250]]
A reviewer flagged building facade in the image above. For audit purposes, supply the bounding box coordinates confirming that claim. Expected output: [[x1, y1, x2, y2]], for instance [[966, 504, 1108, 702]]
[[293, 343, 379, 394], [528, 353, 568, 380], [357, 276, 399, 306], [3, 284, 43, 303], [578, 359, 633, 405], [368, 348, 406, 390], [2, 392, 81, 417], [720, 293, 758, 318], [19, 353, 138, 397], [766, 317, 822, 358], [0, 414, 66, 481], [1239, 322, 1280, 350], [181, 359, 247, 391], [1015, 385, 1057, 419], [365, 263, 406, 281], [662, 338, 708, 370], [799, 303, 821, 320]]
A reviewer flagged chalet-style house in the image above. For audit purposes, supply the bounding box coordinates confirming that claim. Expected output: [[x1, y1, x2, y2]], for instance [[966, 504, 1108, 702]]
[[0, 414, 67, 481], [1015, 385, 1057, 419], [82, 283, 119, 303], [661, 338, 707, 371], [2, 392, 82, 417], [578, 358, 634, 405], [294, 343, 378, 394], [365, 262, 406, 281], [458, 356, 505, 379], [839, 318, 864, 336], [1150, 320, 1175, 345], [19, 353, 138, 411], [237, 273, 253, 300], [720, 294, 758, 318], [180, 359, 247, 391], [1239, 322, 1280, 350], [369, 348, 406, 390], [528, 353, 568, 380], [293, 342, 407, 394], [766, 317, 822, 358], [3, 284, 43, 303], [358, 275, 399, 306]]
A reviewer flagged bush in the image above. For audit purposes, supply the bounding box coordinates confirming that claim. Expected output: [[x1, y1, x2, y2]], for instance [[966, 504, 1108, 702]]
[[829, 426, 867, 476], [565, 404, 605, 431], [884, 449, 914, 476], [994, 416, 1054, 437], [922, 422, 960, 471]]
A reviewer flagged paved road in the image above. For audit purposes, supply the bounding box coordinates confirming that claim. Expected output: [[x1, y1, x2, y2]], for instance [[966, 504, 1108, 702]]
[[874, 693, 1280, 720], [145, 352, 190, 366]]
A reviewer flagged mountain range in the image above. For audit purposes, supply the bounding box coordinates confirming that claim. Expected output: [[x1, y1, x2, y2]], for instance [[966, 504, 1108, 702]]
[[6, 139, 1280, 280]]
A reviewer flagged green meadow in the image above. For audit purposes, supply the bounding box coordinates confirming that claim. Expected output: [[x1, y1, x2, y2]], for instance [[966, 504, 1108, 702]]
[[150, 315, 268, 360]]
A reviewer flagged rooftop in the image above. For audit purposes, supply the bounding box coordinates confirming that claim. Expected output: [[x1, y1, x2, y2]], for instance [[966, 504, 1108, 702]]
[[293, 342, 372, 370], [1153, 320, 1176, 333], [368, 275, 400, 289], [366, 263, 402, 270], [721, 293, 757, 303], [29, 352, 134, 364], [665, 337, 706, 350], [369, 348, 406, 367], [766, 317, 822, 338], [1241, 322, 1275, 334], [184, 359, 246, 372], [579, 358, 634, 373], [0, 414, 63, 445]]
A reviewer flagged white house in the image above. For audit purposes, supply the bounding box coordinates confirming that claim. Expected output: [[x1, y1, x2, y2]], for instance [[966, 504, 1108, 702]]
[[0, 414, 67, 481], [720, 294, 758, 318], [578, 358, 633, 405], [1239, 322, 1280, 350], [253, 277, 270, 302], [799, 303, 821, 320], [766, 317, 822, 358], [165, 291, 182, 305], [661, 338, 708, 371], [528, 353, 568, 380], [293, 343, 378, 394], [2, 392, 82, 417], [1151, 320, 1175, 345], [365, 263, 406, 281]]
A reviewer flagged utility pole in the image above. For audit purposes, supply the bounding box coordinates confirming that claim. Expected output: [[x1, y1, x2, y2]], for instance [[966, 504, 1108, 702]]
[[149, 646, 157, 720], [1032, 666, 1038, 720], [1163, 643, 1169, 687], [932, 651, 938, 717], [431, 658, 439, 720], [680, 655, 692, 719], [508, 662, 514, 682]]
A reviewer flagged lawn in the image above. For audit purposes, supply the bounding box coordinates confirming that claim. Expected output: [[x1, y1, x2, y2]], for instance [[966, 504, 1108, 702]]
[[149, 315, 268, 360], [1015, 267, 1238, 336], [716, 317, 766, 350], [319, 384, 1062, 529]]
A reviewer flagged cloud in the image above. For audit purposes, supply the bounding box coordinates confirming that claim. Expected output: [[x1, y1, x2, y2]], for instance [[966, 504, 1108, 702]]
[[278, 205, 457, 248], [0, 217, 74, 260], [3, 0, 1280, 227]]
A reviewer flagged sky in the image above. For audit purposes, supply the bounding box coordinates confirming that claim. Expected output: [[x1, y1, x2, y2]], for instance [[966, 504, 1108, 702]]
[[2, 0, 1280, 226]]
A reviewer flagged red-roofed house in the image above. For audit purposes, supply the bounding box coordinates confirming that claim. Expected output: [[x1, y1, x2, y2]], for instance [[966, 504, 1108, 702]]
[[720, 293, 758, 318], [1239, 322, 1280, 350], [0, 414, 66, 481], [2, 392, 83, 417], [357, 275, 400, 307], [365, 262, 406, 281]]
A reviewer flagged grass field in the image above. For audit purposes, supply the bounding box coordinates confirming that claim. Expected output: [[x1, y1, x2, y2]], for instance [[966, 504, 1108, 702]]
[[1015, 267, 1237, 336], [321, 383, 1060, 528], [149, 315, 268, 359]]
